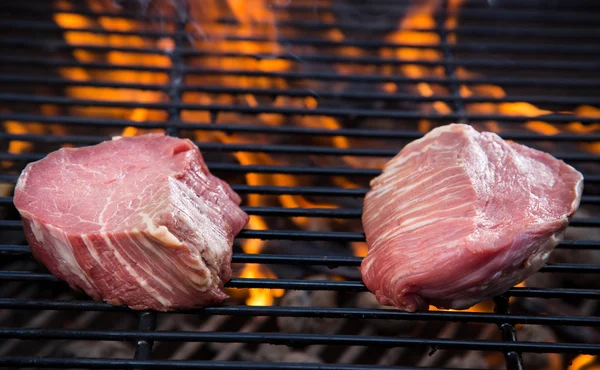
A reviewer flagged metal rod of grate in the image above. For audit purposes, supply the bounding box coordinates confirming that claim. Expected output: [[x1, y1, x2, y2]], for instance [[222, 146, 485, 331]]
[[5, 29, 600, 56], [5, 74, 600, 106], [0, 144, 597, 163], [6, 40, 600, 81], [2, 271, 600, 300], [0, 3, 177, 22], [2, 243, 600, 272], [0, 357, 478, 370], [8, 15, 600, 41], [214, 17, 600, 39], [136, 11, 188, 364], [186, 34, 600, 55], [0, 327, 599, 354], [0, 215, 599, 231], [1, 170, 600, 185], [273, 3, 600, 25], [1, 297, 600, 327], [2, 52, 600, 72], [3, 92, 600, 123], [3, 115, 600, 142]]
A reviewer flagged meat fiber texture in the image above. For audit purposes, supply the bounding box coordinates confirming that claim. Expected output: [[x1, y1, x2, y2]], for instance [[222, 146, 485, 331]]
[[14, 134, 248, 311], [361, 124, 583, 312]]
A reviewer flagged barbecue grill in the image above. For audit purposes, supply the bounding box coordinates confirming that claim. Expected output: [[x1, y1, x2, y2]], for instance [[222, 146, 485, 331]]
[[0, 0, 599, 369]]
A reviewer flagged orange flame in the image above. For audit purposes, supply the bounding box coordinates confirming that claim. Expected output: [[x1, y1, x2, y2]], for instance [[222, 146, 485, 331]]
[[382, 0, 452, 132], [53, 1, 170, 124], [569, 355, 600, 370]]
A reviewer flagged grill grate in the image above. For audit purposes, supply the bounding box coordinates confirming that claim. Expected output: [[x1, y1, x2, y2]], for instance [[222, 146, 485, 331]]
[[0, 0, 600, 369]]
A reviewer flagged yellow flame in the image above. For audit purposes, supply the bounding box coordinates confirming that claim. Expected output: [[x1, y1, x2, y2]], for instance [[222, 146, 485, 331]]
[[569, 355, 600, 370], [53, 7, 170, 124], [381, 0, 454, 136], [241, 263, 284, 306]]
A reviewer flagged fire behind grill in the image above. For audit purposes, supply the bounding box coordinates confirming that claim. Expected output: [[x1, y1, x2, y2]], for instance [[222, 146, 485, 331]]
[[0, 0, 600, 369]]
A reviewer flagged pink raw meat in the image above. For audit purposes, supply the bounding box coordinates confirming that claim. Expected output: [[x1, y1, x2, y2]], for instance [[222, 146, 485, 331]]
[[14, 134, 248, 311], [361, 124, 583, 311]]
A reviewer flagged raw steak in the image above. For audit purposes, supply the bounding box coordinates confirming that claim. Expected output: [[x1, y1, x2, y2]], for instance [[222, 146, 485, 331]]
[[14, 134, 248, 311], [361, 124, 583, 311]]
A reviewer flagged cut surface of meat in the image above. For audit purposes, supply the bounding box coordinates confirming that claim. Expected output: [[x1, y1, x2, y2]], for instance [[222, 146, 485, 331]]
[[14, 134, 248, 311], [361, 124, 583, 312]]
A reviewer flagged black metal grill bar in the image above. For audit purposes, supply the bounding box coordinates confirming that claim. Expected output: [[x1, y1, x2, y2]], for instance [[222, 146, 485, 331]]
[[276, 4, 600, 24], [0, 74, 166, 92], [0, 20, 180, 39], [4, 37, 600, 79], [183, 51, 600, 74], [6, 32, 600, 57], [3, 118, 600, 143], [0, 238, 596, 252], [2, 57, 599, 88], [437, 4, 468, 126], [0, 327, 598, 354], [172, 66, 600, 87], [0, 38, 168, 55], [0, 356, 466, 370], [2, 272, 599, 300], [245, 207, 363, 218], [494, 296, 522, 370], [2, 170, 600, 185], [1, 139, 597, 161], [8, 74, 600, 106], [164, 14, 186, 138], [4, 251, 600, 276], [2, 188, 600, 205], [228, 280, 600, 300], [135, 15, 185, 362], [0, 245, 29, 254], [215, 17, 600, 40], [166, 87, 600, 107], [555, 240, 600, 249], [208, 35, 600, 55], [2, 298, 600, 327], [2, 239, 598, 256], [0, 214, 597, 228], [0, 161, 382, 177], [565, 218, 600, 227], [0, 225, 598, 247], [84, 188, 600, 206], [3, 93, 600, 123], [0, 222, 367, 240], [2, 53, 599, 73], [0, 56, 171, 73], [2, 244, 597, 272], [0, 4, 177, 22], [133, 311, 157, 362], [9, 1, 600, 25]]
